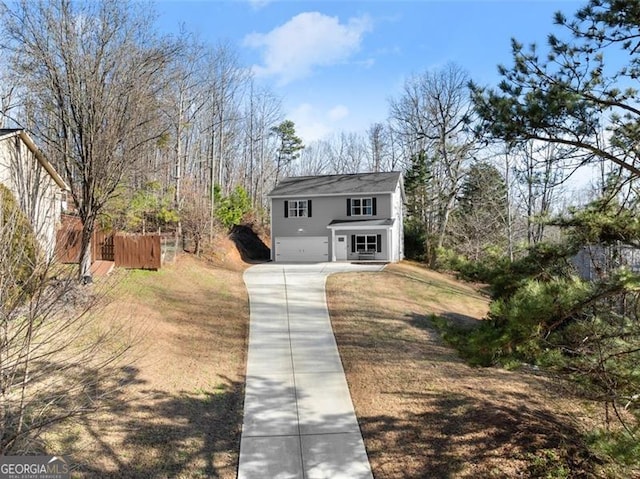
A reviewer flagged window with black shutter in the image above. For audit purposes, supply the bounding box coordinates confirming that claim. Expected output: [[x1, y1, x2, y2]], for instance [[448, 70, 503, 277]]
[[348, 197, 374, 216], [286, 200, 309, 217], [354, 234, 378, 253]]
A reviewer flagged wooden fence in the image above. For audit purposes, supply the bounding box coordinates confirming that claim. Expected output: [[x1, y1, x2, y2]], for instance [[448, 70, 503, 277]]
[[56, 216, 83, 263], [114, 234, 161, 270], [94, 230, 114, 261], [56, 215, 162, 270]]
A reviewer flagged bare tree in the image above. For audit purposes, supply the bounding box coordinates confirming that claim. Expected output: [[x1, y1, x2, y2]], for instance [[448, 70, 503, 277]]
[[324, 132, 367, 174], [511, 141, 569, 246], [1, 0, 179, 280], [241, 79, 282, 210], [205, 43, 250, 195], [160, 39, 209, 243], [448, 161, 509, 260], [180, 179, 212, 256], [367, 123, 387, 172], [0, 184, 129, 454], [0, 83, 16, 129], [390, 63, 478, 260], [293, 141, 330, 177]]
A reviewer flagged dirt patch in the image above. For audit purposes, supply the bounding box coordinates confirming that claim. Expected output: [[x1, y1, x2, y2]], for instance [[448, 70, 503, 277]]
[[327, 261, 600, 478], [47, 254, 249, 478]]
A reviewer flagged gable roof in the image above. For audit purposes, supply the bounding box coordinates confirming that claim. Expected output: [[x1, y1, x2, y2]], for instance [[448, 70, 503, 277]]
[[269, 171, 402, 198], [0, 128, 69, 190]]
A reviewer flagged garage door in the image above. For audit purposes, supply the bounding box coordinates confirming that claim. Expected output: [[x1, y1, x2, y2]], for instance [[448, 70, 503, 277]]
[[275, 236, 329, 262]]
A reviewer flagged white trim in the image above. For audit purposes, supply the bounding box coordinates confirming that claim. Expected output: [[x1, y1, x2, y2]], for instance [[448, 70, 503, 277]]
[[330, 229, 336, 261], [328, 224, 392, 231], [1, 130, 69, 190], [270, 197, 275, 261]]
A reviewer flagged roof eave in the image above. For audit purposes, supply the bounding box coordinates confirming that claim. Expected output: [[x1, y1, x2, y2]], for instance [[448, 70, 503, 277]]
[[17, 131, 70, 191], [269, 190, 397, 199]]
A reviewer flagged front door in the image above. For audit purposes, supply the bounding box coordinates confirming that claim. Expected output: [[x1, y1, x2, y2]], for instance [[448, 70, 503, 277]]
[[335, 235, 348, 261]]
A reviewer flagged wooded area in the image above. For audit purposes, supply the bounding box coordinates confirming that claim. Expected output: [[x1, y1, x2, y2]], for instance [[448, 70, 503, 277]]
[[0, 0, 599, 268], [0, 0, 639, 473]]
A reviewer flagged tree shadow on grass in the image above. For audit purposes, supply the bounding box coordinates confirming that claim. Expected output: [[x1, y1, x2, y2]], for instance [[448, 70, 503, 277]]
[[359, 389, 599, 478], [408, 311, 482, 332], [58, 366, 244, 479], [358, 313, 600, 478], [333, 308, 600, 478]]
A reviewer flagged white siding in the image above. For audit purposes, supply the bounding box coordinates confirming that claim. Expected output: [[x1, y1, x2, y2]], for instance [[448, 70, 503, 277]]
[[0, 134, 63, 260]]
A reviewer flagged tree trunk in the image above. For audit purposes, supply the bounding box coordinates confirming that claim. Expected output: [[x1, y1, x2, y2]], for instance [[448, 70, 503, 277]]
[[79, 218, 94, 281]]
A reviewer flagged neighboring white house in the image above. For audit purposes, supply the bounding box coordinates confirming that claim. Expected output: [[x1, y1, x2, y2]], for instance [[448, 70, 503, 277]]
[[573, 243, 640, 281], [0, 129, 68, 259], [268, 171, 405, 263]]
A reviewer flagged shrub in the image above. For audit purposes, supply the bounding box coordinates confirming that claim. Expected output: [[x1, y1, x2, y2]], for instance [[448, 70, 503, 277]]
[[432, 315, 504, 367], [587, 429, 640, 469], [214, 185, 252, 230], [0, 183, 40, 306], [434, 246, 510, 285], [524, 449, 571, 479], [441, 266, 640, 433], [487, 276, 592, 361]]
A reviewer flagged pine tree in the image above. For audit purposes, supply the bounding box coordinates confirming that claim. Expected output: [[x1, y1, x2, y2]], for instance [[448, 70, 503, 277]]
[[271, 120, 304, 182]]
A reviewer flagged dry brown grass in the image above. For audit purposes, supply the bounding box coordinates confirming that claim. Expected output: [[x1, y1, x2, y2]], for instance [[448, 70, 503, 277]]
[[47, 253, 249, 479], [328, 261, 601, 479]]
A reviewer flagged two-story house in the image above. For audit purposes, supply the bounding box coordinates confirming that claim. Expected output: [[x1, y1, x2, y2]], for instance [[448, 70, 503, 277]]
[[268, 171, 404, 263]]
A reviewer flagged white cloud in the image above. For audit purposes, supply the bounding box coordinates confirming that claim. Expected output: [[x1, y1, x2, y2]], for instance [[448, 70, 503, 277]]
[[289, 103, 351, 143], [246, 0, 271, 10], [328, 105, 349, 121], [289, 103, 331, 143], [244, 12, 372, 84]]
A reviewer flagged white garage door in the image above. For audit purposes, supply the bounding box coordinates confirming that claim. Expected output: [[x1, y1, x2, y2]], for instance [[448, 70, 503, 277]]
[[275, 236, 329, 262]]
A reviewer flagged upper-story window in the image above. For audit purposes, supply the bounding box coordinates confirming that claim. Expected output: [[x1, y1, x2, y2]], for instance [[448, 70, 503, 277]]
[[284, 199, 312, 218], [348, 197, 376, 216]]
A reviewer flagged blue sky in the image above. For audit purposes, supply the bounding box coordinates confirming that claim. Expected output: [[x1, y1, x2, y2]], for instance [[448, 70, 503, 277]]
[[155, 0, 584, 143]]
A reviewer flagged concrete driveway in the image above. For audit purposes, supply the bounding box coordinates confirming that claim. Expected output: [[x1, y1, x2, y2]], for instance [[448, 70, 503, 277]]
[[238, 262, 384, 479]]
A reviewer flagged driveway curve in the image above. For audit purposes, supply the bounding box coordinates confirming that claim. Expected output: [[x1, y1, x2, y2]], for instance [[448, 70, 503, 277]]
[[238, 262, 383, 479]]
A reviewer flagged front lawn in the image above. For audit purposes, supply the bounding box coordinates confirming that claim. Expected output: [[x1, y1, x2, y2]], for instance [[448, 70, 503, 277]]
[[46, 254, 249, 479], [328, 261, 601, 478]]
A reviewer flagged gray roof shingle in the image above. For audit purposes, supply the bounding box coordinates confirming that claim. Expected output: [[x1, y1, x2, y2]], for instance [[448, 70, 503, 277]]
[[269, 171, 402, 197]]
